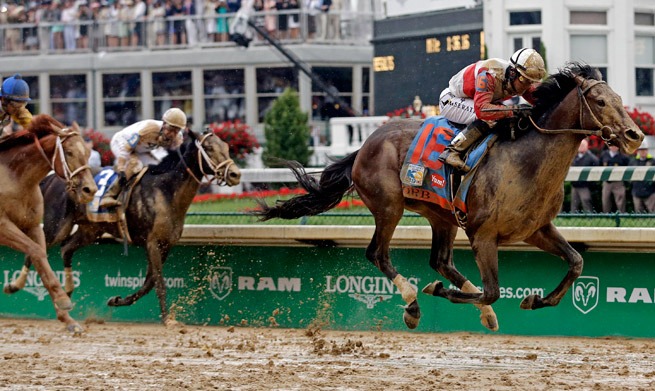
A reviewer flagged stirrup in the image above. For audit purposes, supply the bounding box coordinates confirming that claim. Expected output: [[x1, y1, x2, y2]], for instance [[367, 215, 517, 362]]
[[98, 198, 122, 208], [439, 150, 471, 173]]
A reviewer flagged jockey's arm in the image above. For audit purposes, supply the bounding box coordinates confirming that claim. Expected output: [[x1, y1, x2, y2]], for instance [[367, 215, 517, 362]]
[[12, 107, 32, 128], [112, 131, 138, 174], [472, 71, 514, 121]]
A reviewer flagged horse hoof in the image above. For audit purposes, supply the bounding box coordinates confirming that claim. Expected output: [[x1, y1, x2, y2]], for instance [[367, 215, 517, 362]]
[[3, 284, 19, 294], [164, 318, 181, 328], [520, 295, 543, 310], [422, 281, 443, 296], [67, 323, 84, 336], [107, 296, 122, 306], [55, 298, 73, 311], [481, 312, 499, 332], [403, 300, 421, 329]]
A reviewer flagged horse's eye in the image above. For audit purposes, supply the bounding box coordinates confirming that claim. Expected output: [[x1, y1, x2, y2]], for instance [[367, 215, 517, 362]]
[[597, 99, 606, 107]]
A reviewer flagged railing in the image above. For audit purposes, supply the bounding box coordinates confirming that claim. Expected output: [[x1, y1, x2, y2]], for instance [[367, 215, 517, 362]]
[[0, 9, 375, 57]]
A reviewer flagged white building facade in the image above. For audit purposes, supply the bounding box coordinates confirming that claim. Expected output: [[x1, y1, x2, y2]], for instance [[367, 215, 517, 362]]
[[483, 0, 655, 115]]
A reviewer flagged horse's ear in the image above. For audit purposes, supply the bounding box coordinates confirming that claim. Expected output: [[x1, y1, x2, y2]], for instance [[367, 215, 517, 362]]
[[187, 129, 198, 141], [71, 121, 80, 132]]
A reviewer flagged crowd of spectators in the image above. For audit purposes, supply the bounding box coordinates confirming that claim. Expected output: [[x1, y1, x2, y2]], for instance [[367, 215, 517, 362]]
[[569, 137, 655, 214], [0, 0, 349, 52]]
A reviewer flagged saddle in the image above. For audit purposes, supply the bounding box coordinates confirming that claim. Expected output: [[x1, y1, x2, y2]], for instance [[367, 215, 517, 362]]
[[400, 116, 498, 228], [87, 167, 148, 243]]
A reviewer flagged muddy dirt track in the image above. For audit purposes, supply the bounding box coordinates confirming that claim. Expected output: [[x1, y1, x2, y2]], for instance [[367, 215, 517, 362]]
[[0, 318, 654, 390]]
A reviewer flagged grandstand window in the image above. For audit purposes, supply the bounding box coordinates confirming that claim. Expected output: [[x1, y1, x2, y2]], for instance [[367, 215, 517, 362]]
[[311, 67, 353, 120], [509, 11, 542, 26], [570, 35, 608, 81], [152, 71, 192, 120], [570, 11, 607, 25], [203, 69, 246, 124], [102, 73, 142, 127], [635, 36, 655, 96], [635, 12, 655, 26], [256, 67, 298, 123], [50, 74, 87, 127]]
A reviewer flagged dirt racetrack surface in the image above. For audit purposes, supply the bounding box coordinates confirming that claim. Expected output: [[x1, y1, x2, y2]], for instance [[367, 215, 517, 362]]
[[0, 318, 654, 390]]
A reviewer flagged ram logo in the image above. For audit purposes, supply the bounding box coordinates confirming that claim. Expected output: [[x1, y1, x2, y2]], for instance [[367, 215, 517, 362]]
[[572, 276, 599, 314], [209, 267, 233, 301]]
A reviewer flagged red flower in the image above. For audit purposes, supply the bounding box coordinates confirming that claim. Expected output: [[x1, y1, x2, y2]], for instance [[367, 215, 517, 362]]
[[207, 121, 260, 164], [627, 107, 655, 136]]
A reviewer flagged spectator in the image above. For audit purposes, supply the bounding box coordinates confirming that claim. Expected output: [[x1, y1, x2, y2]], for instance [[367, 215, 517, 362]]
[[167, 0, 186, 45], [325, 0, 340, 39], [263, 0, 277, 37], [215, 0, 229, 42], [305, 0, 321, 40], [148, 0, 166, 46], [61, 0, 78, 51], [629, 141, 655, 213], [78, 1, 93, 49], [570, 138, 599, 212], [226, 0, 241, 13], [276, 0, 290, 39], [288, 0, 300, 39], [132, 0, 147, 46], [204, 0, 218, 42], [600, 144, 630, 213]]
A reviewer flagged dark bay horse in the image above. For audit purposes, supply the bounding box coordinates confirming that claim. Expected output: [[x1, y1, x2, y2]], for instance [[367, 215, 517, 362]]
[[0, 114, 97, 333], [254, 63, 644, 331], [4, 131, 241, 326]]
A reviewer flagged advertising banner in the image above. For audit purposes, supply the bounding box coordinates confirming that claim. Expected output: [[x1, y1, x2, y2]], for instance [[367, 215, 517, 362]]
[[0, 244, 653, 337]]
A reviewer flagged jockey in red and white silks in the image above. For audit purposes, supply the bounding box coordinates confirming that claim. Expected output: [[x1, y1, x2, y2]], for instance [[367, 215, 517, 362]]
[[439, 58, 539, 126]]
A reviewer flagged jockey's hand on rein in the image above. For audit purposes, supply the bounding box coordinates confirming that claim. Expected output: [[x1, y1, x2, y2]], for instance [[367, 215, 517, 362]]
[[512, 104, 533, 118], [118, 172, 128, 186]]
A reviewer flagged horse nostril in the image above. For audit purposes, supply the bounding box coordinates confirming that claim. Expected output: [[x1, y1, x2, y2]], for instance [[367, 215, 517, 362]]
[[626, 128, 643, 143]]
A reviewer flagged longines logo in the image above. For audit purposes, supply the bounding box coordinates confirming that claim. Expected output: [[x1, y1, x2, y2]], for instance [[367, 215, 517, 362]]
[[325, 275, 419, 309], [208, 267, 233, 301], [572, 276, 599, 314], [2, 269, 80, 301]]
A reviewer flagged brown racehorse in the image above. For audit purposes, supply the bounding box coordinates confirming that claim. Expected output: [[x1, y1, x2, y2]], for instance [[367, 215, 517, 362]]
[[253, 63, 644, 331], [5, 131, 241, 326], [0, 114, 97, 333]]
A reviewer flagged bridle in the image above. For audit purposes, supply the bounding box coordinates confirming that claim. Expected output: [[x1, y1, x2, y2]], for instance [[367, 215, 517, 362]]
[[33, 129, 91, 192], [524, 76, 616, 142], [179, 133, 235, 186]]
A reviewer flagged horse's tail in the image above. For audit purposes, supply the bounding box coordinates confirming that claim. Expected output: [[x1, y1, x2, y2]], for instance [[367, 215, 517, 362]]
[[253, 151, 358, 221]]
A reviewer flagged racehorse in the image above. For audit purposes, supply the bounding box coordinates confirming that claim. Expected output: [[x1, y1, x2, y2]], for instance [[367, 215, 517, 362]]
[[0, 114, 97, 333], [253, 63, 644, 331], [4, 130, 241, 325]]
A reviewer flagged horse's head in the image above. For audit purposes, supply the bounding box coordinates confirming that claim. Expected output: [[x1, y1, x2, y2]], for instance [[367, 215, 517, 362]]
[[533, 63, 643, 154], [189, 130, 241, 186], [573, 75, 643, 154], [48, 120, 98, 203]]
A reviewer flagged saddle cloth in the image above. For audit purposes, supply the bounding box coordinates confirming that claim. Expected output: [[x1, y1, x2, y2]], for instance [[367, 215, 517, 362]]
[[87, 168, 121, 223], [400, 116, 496, 214]]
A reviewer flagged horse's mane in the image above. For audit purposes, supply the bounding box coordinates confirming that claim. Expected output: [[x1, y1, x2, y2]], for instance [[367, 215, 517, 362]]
[[0, 114, 65, 152], [494, 62, 602, 132], [531, 62, 602, 118], [147, 130, 198, 175]]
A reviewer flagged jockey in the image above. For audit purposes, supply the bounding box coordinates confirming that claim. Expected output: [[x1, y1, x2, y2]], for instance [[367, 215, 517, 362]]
[[99, 107, 187, 208], [437, 48, 546, 172], [0, 74, 33, 133]]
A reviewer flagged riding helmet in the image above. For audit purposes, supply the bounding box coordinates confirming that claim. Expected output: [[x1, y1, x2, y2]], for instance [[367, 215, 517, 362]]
[[510, 48, 546, 82], [162, 107, 187, 129], [0, 74, 31, 102]]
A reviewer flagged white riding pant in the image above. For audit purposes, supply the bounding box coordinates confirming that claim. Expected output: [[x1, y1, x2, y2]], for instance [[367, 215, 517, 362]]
[[439, 88, 476, 126]]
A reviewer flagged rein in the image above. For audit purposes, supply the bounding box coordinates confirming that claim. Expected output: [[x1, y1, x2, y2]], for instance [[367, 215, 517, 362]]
[[524, 78, 616, 142], [32, 130, 91, 190], [179, 133, 235, 185]]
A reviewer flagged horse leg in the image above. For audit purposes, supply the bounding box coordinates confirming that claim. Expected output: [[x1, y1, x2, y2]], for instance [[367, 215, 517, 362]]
[[60, 225, 99, 297], [146, 241, 176, 326], [421, 225, 499, 331], [3, 260, 31, 294], [429, 238, 501, 306], [107, 266, 154, 306], [0, 223, 82, 334], [521, 223, 583, 309]]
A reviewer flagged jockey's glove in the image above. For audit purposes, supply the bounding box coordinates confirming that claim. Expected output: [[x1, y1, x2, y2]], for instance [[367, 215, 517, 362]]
[[512, 104, 533, 118]]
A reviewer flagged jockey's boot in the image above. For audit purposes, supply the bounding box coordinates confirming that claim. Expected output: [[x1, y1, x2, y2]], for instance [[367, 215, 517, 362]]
[[98, 179, 123, 208], [437, 120, 490, 173]]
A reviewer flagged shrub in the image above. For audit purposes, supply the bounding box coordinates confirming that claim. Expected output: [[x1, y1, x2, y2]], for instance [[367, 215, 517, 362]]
[[207, 120, 260, 166], [84, 129, 114, 166], [627, 107, 655, 136], [263, 88, 311, 167]]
